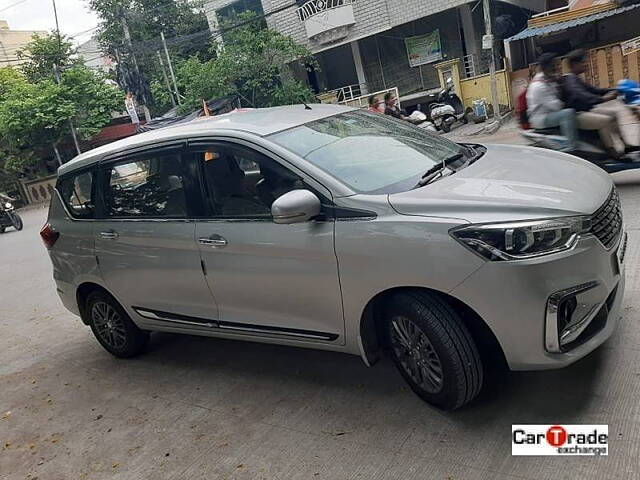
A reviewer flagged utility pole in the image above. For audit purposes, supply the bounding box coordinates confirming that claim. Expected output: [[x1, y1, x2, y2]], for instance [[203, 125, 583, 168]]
[[482, 0, 501, 121], [51, 0, 81, 156], [156, 51, 177, 107], [160, 31, 181, 106], [120, 10, 152, 122]]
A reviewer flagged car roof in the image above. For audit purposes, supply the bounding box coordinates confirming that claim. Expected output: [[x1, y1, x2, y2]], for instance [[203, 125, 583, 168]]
[[58, 104, 357, 176]]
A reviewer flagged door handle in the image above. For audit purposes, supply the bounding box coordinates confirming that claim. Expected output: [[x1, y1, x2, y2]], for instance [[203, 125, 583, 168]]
[[198, 235, 227, 247], [100, 230, 119, 239]]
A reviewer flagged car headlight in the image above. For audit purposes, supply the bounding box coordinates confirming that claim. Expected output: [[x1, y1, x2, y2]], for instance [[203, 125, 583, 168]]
[[451, 217, 592, 261], [4, 202, 11, 209]]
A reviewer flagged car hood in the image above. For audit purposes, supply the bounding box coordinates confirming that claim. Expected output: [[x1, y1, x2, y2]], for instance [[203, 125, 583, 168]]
[[388, 144, 613, 223]]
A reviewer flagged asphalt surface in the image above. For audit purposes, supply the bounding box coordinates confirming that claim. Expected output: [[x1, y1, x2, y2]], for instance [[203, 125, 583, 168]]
[[2, 157, 640, 479]]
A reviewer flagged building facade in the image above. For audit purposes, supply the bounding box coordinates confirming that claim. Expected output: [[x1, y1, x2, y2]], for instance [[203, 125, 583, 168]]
[[0, 20, 46, 67], [76, 37, 113, 74], [204, 0, 546, 101]]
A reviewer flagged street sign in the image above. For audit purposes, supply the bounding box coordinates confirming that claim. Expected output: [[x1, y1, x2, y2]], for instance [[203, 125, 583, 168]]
[[482, 34, 494, 50], [125, 94, 140, 125], [621, 36, 640, 56], [405, 30, 443, 67]]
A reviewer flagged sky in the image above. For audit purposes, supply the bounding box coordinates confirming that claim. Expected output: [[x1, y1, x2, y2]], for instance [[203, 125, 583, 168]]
[[0, 0, 99, 45]]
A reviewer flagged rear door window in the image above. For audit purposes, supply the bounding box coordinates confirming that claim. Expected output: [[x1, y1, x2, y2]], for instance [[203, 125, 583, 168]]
[[57, 171, 94, 219], [103, 154, 188, 218]]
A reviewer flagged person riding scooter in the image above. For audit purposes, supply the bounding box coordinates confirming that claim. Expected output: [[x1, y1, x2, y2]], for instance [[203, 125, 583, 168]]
[[563, 49, 638, 158], [526, 53, 579, 153]]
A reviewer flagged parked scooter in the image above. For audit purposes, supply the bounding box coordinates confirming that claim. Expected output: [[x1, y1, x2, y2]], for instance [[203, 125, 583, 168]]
[[0, 196, 23, 233], [428, 79, 468, 133], [407, 110, 437, 132], [519, 79, 640, 174]]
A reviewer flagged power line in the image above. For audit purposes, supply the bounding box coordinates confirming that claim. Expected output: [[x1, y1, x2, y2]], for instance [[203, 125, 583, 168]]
[[0, 0, 29, 14]]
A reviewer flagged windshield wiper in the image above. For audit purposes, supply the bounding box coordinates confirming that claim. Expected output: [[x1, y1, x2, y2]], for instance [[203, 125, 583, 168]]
[[414, 152, 465, 188]]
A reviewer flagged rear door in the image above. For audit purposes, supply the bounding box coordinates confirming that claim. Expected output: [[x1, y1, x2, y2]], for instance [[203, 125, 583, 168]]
[[94, 144, 218, 326], [192, 140, 345, 344]]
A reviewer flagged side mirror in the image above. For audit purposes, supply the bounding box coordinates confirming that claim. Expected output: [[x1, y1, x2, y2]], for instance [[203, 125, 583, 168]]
[[272, 189, 321, 224]]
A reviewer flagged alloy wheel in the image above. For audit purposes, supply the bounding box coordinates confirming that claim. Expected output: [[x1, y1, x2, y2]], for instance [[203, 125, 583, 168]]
[[390, 315, 444, 393], [91, 301, 127, 349]]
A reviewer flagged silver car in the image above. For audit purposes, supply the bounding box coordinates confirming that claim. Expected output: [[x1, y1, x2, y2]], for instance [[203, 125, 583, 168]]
[[42, 105, 626, 409]]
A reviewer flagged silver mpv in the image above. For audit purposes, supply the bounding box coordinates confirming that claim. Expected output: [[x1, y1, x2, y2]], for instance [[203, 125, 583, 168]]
[[43, 105, 626, 409]]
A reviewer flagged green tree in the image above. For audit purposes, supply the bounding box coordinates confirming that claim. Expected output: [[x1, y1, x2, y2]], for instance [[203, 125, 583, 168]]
[[0, 69, 73, 174], [0, 64, 123, 180], [17, 32, 78, 83], [59, 67, 122, 140], [88, 0, 212, 114], [177, 18, 316, 111]]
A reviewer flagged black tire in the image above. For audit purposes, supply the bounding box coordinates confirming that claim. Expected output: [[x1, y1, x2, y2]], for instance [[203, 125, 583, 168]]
[[385, 291, 483, 410], [11, 214, 23, 231], [86, 291, 149, 358], [0, 226, 5, 234]]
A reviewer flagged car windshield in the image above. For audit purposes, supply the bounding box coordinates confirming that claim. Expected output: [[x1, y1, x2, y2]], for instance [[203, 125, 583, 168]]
[[268, 111, 466, 194]]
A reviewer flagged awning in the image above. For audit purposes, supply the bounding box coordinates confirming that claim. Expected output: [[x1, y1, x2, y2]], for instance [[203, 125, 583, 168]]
[[506, 3, 640, 42]]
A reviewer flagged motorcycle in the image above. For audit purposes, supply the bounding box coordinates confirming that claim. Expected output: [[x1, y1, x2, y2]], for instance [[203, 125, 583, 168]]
[[0, 197, 24, 233], [519, 79, 640, 174], [428, 79, 469, 133]]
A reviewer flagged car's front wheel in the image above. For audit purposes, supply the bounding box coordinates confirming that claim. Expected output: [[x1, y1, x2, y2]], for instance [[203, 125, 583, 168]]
[[86, 291, 149, 358], [385, 291, 483, 409]]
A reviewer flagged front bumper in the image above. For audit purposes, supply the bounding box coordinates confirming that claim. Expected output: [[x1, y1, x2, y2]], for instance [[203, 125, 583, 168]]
[[450, 232, 625, 370]]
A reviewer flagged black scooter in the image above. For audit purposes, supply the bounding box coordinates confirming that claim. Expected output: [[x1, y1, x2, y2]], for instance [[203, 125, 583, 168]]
[[427, 79, 469, 133], [0, 198, 23, 233]]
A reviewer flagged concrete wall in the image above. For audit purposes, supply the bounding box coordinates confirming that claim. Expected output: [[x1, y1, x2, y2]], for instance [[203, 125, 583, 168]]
[[460, 69, 512, 108]]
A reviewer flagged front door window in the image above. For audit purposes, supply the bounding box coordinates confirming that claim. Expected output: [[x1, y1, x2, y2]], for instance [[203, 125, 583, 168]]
[[200, 145, 304, 219]]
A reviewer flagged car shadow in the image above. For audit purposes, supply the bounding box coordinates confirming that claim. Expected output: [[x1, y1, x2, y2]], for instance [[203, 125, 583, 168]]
[[135, 330, 607, 422]]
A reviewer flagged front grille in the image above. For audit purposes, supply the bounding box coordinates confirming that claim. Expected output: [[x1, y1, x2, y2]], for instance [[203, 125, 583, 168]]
[[590, 188, 622, 249]]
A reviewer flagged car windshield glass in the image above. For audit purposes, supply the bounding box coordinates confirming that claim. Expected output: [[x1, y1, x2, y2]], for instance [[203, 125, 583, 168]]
[[268, 111, 465, 194]]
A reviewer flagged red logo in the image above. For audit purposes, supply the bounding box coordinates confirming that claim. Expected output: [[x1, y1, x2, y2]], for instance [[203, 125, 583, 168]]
[[546, 425, 567, 447]]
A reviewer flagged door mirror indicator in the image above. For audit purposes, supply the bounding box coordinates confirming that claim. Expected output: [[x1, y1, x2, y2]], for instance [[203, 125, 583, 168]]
[[272, 190, 321, 224]]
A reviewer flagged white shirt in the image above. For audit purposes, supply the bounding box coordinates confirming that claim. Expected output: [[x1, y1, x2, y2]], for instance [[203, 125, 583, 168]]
[[526, 72, 565, 128]]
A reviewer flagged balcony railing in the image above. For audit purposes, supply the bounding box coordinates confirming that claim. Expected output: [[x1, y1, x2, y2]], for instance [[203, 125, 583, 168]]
[[296, 0, 356, 43], [297, 0, 354, 22]]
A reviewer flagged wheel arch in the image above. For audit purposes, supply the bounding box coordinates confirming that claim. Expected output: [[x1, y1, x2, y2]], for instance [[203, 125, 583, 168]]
[[358, 286, 507, 370], [76, 282, 115, 325]]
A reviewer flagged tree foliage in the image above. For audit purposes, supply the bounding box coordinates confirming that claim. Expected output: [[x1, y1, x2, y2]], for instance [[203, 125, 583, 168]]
[[177, 18, 316, 112], [89, 0, 211, 112], [0, 33, 123, 182], [17, 33, 78, 83]]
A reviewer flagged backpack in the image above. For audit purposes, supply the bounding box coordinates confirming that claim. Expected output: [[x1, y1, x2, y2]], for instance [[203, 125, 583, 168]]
[[516, 88, 530, 130]]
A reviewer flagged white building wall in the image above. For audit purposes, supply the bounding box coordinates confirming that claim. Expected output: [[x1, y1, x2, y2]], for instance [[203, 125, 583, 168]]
[[205, 0, 481, 54]]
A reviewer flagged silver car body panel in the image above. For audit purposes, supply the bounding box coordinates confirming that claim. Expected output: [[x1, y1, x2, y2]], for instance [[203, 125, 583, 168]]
[[48, 105, 624, 370], [93, 219, 220, 323]]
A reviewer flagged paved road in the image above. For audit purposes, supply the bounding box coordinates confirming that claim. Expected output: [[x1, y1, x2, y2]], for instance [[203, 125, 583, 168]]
[[2, 170, 640, 479]]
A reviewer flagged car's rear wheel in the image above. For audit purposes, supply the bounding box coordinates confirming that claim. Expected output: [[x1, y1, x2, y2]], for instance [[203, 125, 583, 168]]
[[385, 291, 483, 409], [86, 291, 149, 358]]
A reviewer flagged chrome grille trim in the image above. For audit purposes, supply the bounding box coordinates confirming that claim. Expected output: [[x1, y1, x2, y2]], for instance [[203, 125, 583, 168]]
[[590, 188, 622, 250]]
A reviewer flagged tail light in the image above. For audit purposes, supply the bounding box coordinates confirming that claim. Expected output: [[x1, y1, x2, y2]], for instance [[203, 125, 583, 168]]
[[40, 223, 60, 249]]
